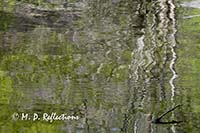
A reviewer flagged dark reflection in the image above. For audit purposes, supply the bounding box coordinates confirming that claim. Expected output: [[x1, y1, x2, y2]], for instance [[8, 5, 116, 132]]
[[152, 104, 182, 124], [0, 0, 198, 132], [0, 3, 82, 32]]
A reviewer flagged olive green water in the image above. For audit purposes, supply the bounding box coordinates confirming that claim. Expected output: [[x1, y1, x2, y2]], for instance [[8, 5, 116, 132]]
[[0, 0, 200, 133]]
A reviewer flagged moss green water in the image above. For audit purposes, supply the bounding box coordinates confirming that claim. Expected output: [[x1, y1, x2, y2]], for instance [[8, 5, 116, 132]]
[[0, 0, 200, 132]]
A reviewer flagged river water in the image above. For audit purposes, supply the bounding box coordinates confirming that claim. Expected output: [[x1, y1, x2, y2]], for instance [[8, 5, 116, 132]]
[[0, 0, 200, 133]]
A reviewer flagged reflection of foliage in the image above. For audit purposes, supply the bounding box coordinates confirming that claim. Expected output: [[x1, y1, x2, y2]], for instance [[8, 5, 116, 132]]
[[0, 11, 14, 31], [2, 0, 200, 132], [0, 71, 13, 104], [0, 54, 74, 84], [1, 52, 130, 84], [176, 7, 200, 132], [177, 7, 200, 88], [0, 0, 15, 12]]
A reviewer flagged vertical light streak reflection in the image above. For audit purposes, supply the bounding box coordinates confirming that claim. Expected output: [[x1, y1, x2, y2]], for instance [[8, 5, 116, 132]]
[[157, 0, 169, 101], [168, 0, 178, 132], [134, 119, 138, 133]]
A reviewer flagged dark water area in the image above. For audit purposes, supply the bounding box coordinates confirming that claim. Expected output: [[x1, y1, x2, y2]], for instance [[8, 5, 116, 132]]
[[0, 0, 200, 132]]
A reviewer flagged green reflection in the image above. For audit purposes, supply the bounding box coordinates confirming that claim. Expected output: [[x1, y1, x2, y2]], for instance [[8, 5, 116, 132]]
[[0, 0, 200, 133]]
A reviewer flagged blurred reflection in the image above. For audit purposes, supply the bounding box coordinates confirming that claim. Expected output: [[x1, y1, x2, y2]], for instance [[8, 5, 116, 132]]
[[0, 0, 198, 133]]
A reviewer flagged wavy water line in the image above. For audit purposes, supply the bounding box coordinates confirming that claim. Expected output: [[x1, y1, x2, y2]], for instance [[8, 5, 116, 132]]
[[143, 1, 157, 77], [134, 119, 138, 133], [168, 0, 178, 132], [157, 0, 168, 43], [136, 31, 146, 104], [147, 2, 157, 79], [129, 29, 145, 82], [153, 0, 169, 101], [129, 2, 147, 132], [139, 6, 159, 115]]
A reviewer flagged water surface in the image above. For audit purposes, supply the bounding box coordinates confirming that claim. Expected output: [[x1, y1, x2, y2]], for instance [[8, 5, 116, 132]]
[[0, 0, 200, 132]]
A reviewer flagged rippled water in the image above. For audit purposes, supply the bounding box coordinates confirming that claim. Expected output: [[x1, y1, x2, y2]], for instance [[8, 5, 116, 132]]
[[1, 0, 200, 133]]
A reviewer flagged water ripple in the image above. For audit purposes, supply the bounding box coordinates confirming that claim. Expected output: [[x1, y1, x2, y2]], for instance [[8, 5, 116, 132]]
[[168, 0, 178, 132]]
